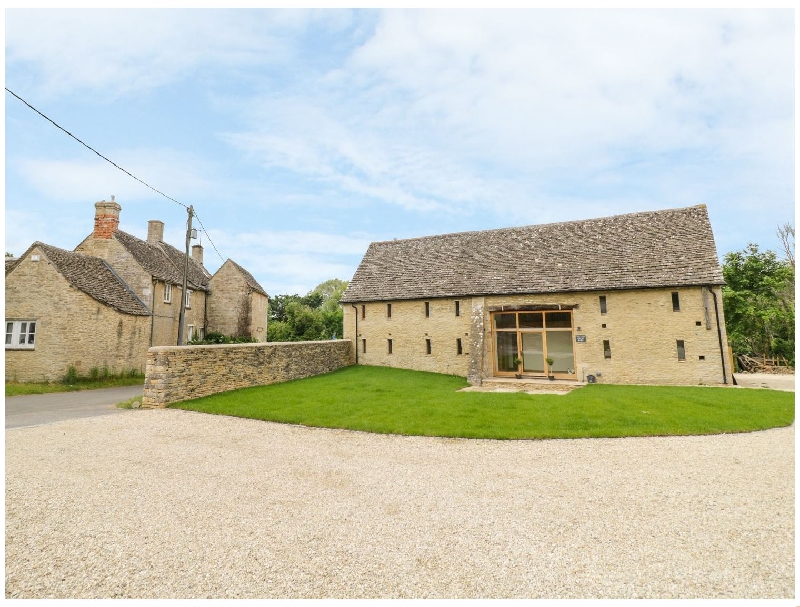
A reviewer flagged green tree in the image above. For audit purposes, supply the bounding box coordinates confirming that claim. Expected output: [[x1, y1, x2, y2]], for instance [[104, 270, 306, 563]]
[[722, 243, 794, 364], [267, 279, 349, 342]]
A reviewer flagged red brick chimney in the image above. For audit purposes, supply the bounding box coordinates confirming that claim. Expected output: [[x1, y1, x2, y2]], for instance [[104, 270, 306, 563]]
[[93, 198, 121, 239]]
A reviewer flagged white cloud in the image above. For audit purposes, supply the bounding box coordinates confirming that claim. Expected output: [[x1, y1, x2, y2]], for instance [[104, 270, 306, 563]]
[[14, 148, 217, 203]]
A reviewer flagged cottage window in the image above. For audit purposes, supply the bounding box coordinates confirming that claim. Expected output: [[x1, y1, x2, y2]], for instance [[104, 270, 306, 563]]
[[599, 295, 607, 315], [164, 283, 172, 303], [424, 301, 430, 317], [185, 289, 192, 309], [456, 338, 463, 355], [677, 340, 686, 361], [5, 320, 36, 350], [455, 301, 460, 317], [672, 292, 680, 312], [387, 339, 393, 354], [603, 340, 611, 359], [187, 324, 195, 342], [387, 303, 392, 318], [426, 338, 432, 355]]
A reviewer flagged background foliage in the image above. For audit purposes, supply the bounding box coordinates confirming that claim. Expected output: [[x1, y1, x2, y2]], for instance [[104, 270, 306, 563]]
[[722, 225, 794, 365], [268, 279, 348, 342]]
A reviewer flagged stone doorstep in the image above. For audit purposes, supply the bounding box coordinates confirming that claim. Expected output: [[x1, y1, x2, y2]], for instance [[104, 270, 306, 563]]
[[462, 377, 585, 395]]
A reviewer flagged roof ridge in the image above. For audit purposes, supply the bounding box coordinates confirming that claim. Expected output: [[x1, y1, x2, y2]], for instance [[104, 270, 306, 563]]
[[370, 204, 708, 246]]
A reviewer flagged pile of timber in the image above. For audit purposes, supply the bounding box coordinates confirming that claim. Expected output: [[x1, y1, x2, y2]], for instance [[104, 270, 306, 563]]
[[736, 354, 794, 374]]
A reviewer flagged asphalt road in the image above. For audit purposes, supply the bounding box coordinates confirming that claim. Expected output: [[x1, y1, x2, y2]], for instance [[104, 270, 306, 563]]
[[5, 385, 143, 429]]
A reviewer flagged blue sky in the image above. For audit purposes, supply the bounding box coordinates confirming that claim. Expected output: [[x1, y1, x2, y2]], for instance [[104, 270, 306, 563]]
[[4, 9, 795, 296]]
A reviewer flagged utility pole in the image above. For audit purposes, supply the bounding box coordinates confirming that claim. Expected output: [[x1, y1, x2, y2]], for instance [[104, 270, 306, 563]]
[[177, 205, 194, 346]]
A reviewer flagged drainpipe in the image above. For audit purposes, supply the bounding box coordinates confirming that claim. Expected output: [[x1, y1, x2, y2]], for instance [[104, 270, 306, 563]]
[[710, 287, 728, 385], [150, 278, 157, 347], [351, 304, 359, 364]]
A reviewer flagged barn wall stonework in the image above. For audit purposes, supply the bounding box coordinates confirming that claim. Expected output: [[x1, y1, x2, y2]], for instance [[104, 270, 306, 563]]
[[343, 285, 731, 386]]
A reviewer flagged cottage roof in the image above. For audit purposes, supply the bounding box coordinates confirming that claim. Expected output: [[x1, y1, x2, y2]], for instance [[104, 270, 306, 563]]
[[340, 205, 724, 303], [5, 257, 20, 275], [225, 259, 268, 297], [113, 230, 210, 291], [14, 242, 151, 316]]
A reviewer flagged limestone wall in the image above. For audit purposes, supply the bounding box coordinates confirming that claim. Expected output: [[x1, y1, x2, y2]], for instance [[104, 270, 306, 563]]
[[142, 339, 354, 407], [342, 298, 472, 376], [343, 286, 731, 386]]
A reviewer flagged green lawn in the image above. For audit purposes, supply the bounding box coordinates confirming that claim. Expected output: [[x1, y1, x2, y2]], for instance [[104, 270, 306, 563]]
[[171, 365, 795, 440]]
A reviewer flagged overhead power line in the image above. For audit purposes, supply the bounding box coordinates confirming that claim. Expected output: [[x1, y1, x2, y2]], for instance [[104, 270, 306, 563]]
[[5, 87, 226, 264]]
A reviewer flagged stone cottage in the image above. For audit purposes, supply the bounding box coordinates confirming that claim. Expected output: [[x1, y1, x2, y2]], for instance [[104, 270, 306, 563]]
[[340, 205, 732, 386], [5, 242, 151, 382], [6, 198, 268, 382]]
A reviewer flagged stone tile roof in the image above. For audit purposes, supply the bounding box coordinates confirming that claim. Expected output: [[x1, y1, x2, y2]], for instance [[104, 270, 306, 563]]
[[227, 260, 268, 297], [341, 205, 724, 303], [114, 230, 210, 291], [5, 257, 21, 275], [16, 242, 151, 316]]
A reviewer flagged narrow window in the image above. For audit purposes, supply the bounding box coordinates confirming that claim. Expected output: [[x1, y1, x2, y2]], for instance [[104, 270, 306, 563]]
[[456, 338, 463, 355], [455, 301, 460, 317], [164, 283, 172, 304], [599, 295, 607, 315], [185, 289, 192, 309], [5, 322, 13, 345], [426, 338, 432, 355], [387, 303, 392, 318], [603, 339, 611, 359], [187, 324, 195, 342], [362, 339, 366, 354], [672, 292, 680, 312], [677, 340, 686, 361], [387, 339, 393, 354], [361, 305, 365, 319], [424, 301, 430, 317]]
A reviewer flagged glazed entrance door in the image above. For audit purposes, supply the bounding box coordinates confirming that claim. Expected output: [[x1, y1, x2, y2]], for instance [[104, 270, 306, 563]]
[[493, 310, 576, 378], [521, 332, 544, 373]]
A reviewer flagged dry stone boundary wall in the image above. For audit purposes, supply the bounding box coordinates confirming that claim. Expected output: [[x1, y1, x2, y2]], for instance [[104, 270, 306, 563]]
[[143, 340, 354, 408]]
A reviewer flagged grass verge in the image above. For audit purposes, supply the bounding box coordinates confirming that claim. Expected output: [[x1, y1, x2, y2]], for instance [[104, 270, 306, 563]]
[[6, 376, 144, 397], [172, 365, 795, 440]]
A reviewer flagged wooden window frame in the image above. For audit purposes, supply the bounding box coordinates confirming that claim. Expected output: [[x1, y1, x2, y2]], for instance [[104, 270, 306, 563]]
[[164, 283, 172, 304]]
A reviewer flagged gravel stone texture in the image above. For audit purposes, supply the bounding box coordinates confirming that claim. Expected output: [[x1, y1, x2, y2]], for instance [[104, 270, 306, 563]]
[[5, 409, 794, 599]]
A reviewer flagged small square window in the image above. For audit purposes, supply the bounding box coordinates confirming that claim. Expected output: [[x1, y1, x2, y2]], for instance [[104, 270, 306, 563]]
[[677, 340, 686, 361], [426, 338, 432, 355], [601, 323, 607, 329], [599, 295, 607, 315], [696, 321, 702, 326], [672, 292, 680, 312], [699, 355, 705, 361], [603, 339, 611, 359]]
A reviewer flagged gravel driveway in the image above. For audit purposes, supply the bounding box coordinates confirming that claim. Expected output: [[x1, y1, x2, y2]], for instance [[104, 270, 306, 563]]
[[5, 409, 794, 599]]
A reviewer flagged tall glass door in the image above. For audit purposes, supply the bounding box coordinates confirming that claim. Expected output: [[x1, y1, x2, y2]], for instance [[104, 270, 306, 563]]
[[493, 311, 576, 378]]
